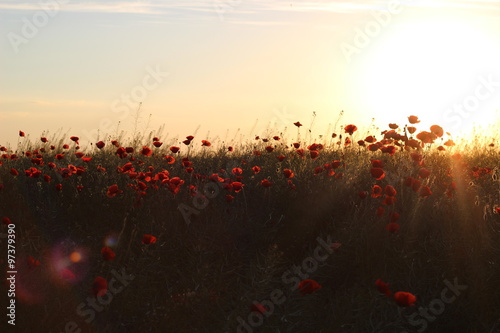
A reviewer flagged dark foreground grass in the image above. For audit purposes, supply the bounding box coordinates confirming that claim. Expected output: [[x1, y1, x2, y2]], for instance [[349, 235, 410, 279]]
[[1, 126, 499, 333]]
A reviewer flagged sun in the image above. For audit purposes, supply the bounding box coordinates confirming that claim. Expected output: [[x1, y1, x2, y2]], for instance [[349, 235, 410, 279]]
[[350, 18, 500, 138]]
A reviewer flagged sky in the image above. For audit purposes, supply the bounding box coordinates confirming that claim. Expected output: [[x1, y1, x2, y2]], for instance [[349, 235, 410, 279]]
[[2, 0, 500, 147]]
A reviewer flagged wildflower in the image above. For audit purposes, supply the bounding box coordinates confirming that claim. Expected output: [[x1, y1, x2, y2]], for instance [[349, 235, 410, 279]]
[[386, 222, 400, 233], [408, 115, 420, 124], [101, 247, 116, 261], [283, 169, 294, 178], [344, 124, 357, 135], [92, 277, 108, 297], [106, 185, 122, 198], [419, 186, 432, 197], [297, 279, 322, 296], [375, 279, 392, 296], [394, 291, 417, 307], [142, 234, 157, 244], [370, 168, 385, 180], [140, 146, 153, 157]]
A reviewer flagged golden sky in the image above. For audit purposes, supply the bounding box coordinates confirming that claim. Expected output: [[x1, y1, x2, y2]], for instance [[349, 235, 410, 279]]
[[1, 0, 500, 146]]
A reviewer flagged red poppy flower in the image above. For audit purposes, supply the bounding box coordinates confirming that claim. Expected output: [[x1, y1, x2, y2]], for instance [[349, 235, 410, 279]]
[[416, 131, 437, 144], [418, 168, 431, 179], [382, 195, 397, 205], [390, 212, 400, 223], [296, 149, 304, 157], [283, 169, 294, 178], [313, 167, 324, 175], [385, 185, 397, 197], [364, 135, 376, 143], [367, 143, 380, 151], [95, 141, 105, 149], [92, 277, 108, 297], [357, 140, 365, 146], [251, 166, 261, 174], [201, 140, 211, 147], [388, 123, 399, 129], [330, 161, 341, 169], [344, 124, 357, 135], [101, 247, 116, 261], [140, 146, 153, 157], [430, 125, 444, 137], [444, 139, 455, 147], [19, 130, 25, 137], [228, 146, 233, 152], [371, 160, 383, 168], [2, 217, 12, 225], [386, 222, 400, 233], [375, 279, 392, 296], [370, 168, 385, 180], [297, 279, 322, 296], [142, 234, 157, 244], [27, 255, 40, 268], [408, 115, 420, 124], [55, 184, 63, 191], [55, 154, 64, 160], [10, 168, 19, 176], [232, 182, 244, 193], [232, 168, 243, 176], [75, 152, 84, 158], [63, 144, 69, 149], [273, 136, 280, 141], [371, 185, 383, 198], [153, 141, 163, 148], [376, 206, 385, 217], [394, 291, 417, 307], [41, 137, 48, 143], [261, 179, 273, 187], [380, 145, 396, 155], [265, 146, 274, 153], [276, 155, 286, 162], [419, 186, 432, 197], [106, 185, 122, 198], [407, 126, 417, 134], [294, 121, 302, 127], [495, 207, 500, 214], [293, 143, 300, 149], [251, 302, 268, 314]]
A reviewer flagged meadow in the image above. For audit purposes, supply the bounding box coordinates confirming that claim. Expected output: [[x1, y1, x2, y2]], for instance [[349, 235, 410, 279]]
[[1, 115, 499, 333]]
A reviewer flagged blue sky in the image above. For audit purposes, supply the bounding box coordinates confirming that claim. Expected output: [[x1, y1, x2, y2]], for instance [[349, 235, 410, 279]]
[[2, 0, 500, 146]]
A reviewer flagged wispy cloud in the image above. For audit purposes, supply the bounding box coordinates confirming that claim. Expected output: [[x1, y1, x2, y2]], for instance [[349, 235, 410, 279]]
[[0, 1, 499, 25]]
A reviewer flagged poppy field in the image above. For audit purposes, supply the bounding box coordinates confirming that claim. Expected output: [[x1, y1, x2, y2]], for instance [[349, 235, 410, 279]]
[[1, 116, 500, 333]]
